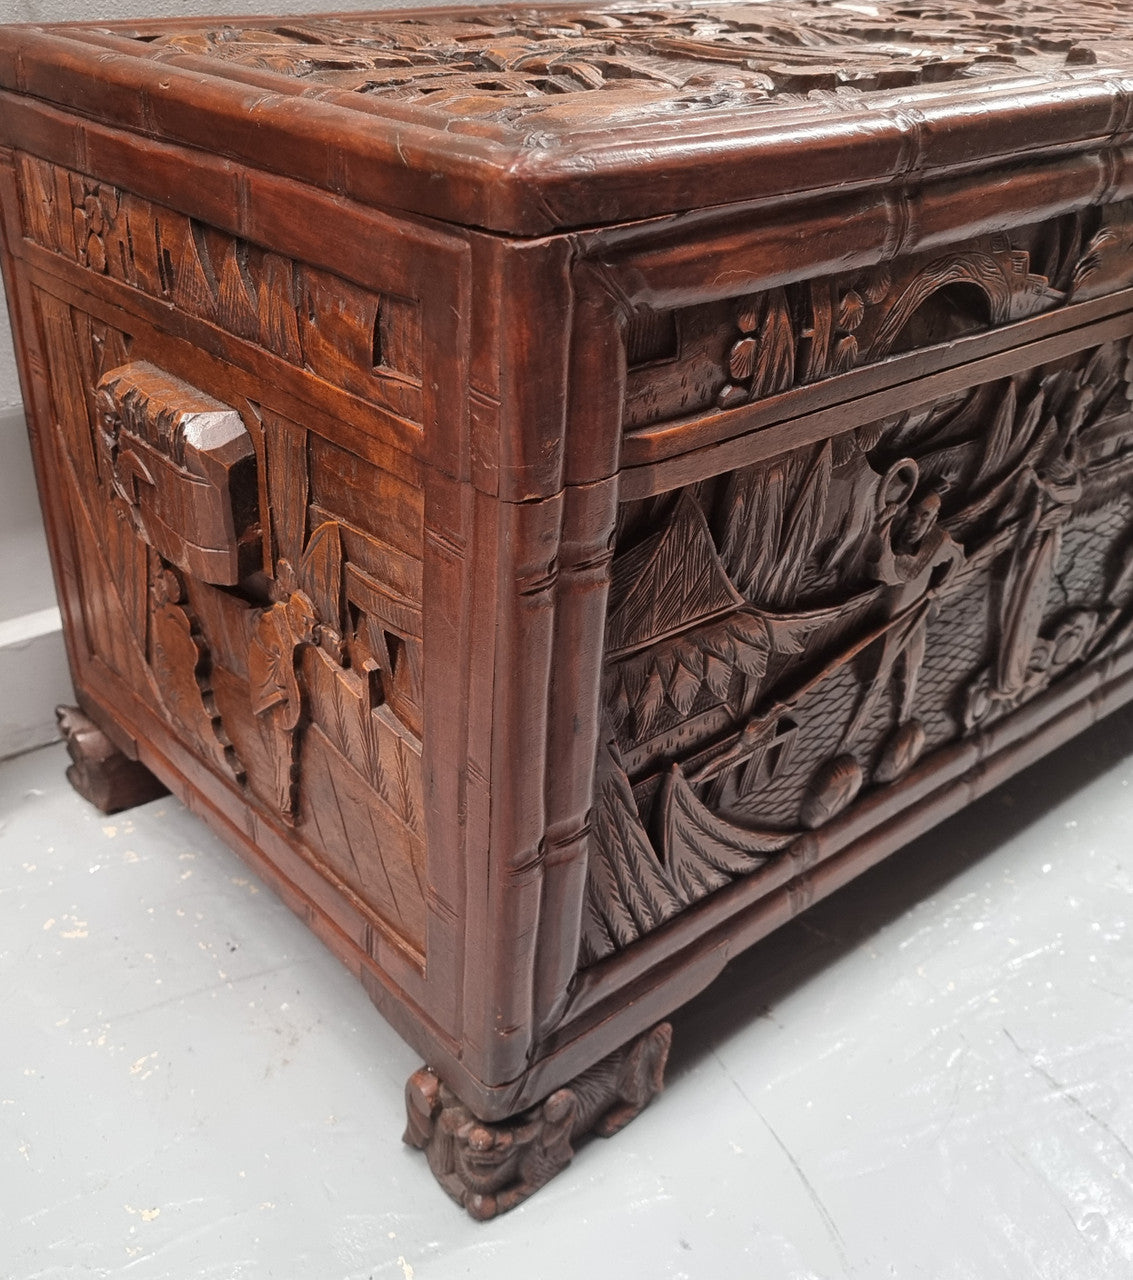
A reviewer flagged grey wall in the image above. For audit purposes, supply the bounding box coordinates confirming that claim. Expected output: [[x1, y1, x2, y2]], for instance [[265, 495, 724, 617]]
[[0, 307, 16, 413]]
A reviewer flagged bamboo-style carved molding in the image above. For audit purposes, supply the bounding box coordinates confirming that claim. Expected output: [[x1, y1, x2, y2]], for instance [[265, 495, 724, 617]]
[[624, 204, 1133, 430], [110, 4, 1133, 133], [582, 335, 1133, 965]]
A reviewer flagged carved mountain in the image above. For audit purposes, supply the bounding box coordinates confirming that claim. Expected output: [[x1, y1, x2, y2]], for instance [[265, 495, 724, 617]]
[[607, 493, 743, 659]]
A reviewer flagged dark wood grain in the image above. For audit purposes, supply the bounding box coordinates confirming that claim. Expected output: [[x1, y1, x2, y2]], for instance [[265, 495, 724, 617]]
[[6, 6, 1133, 232], [4, 0, 1133, 1219]]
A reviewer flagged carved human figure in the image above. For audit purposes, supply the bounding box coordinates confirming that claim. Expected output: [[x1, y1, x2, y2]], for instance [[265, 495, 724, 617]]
[[963, 442, 1087, 728], [786, 457, 968, 824], [994, 452, 1083, 698], [248, 587, 318, 820], [839, 460, 963, 773], [800, 460, 965, 824]]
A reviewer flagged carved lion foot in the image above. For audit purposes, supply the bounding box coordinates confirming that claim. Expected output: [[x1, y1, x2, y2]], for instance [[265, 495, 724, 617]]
[[404, 1022, 673, 1219], [56, 706, 168, 814]]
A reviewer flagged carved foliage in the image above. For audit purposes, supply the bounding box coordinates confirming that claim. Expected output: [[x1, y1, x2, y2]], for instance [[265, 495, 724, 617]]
[[404, 1022, 672, 1220], [584, 336, 1133, 965], [715, 243, 1057, 408]]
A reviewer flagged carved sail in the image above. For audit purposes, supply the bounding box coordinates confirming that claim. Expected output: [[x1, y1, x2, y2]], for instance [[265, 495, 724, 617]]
[[582, 334, 1133, 967], [658, 766, 796, 902], [607, 492, 743, 657], [580, 736, 683, 966]]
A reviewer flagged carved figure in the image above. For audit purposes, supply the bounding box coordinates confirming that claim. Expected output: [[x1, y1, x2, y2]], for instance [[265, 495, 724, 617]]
[[249, 585, 318, 820], [404, 1023, 672, 1220], [583, 336, 1133, 964], [838, 459, 963, 780]]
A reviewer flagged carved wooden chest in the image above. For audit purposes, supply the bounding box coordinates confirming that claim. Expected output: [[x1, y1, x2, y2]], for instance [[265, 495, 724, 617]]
[[5, 0, 1133, 1217]]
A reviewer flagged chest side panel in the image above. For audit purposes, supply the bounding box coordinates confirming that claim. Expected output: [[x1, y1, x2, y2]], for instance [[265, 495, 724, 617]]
[[28, 285, 429, 958], [4, 148, 457, 976]]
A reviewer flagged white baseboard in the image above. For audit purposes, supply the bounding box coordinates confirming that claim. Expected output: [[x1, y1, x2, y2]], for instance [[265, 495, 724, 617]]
[[0, 405, 73, 759], [1, 406, 59, 619], [0, 606, 72, 760]]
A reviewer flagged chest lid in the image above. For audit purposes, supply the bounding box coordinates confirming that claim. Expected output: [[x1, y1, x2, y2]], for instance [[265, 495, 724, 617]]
[[3, 2, 1133, 235]]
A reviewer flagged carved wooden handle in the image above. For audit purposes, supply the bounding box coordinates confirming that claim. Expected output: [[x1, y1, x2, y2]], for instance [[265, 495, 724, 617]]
[[96, 362, 259, 585]]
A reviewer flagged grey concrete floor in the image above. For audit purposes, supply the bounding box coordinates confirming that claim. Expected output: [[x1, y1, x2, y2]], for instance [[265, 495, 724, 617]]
[[3, 708, 1133, 1279]]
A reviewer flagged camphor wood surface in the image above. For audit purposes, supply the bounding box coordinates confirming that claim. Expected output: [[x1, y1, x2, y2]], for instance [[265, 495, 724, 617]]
[[9, 2, 1133, 230], [5, 0, 1133, 1217], [105, 2, 1133, 124]]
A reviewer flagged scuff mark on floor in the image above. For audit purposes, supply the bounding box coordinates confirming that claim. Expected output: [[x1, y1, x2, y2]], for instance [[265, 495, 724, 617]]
[[124, 1204, 162, 1223], [717, 1050, 855, 1276], [1003, 1027, 1133, 1170]]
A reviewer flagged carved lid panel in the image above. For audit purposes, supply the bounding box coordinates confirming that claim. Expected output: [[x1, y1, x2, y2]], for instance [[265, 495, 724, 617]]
[[97, 3, 1133, 123], [6, 2, 1133, 230]]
